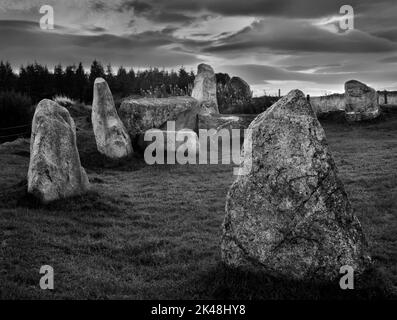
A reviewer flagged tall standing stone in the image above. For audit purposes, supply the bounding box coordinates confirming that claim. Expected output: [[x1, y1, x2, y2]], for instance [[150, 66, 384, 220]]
[[222, 89, 369, 281], [92, 78, 133, 159], [28, 99, 90, 203], [345, 80, 380, 122], [191, 63, 219, 114]]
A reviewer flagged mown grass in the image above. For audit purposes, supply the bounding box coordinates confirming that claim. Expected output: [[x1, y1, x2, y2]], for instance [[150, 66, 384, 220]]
[[0, 110, 396, 300]]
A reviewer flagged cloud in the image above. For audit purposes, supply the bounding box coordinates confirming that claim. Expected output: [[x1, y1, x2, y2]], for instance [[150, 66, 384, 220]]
[[203, 18, 397, 55], [284, 64, 341, 71], [220, 63, 397, 90], [114, 0, 198, 25], [117, 0, 152, 14], [372, 28, 397, 42], [107, 0, 395, 19], [0, 20, 200, 68], [1, 0, 397, 94], [379, 56, 397, 63], [84, 25, 107, 33]]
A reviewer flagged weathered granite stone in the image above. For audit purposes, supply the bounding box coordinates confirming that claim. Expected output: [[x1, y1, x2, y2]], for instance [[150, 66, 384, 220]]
[[119, 96, 200, 148], [28, 99, 89, 203], [92, 78, 133, 159], [222, 89, 369, 281], [345, 80, 380, 122], [92, 78, 132, 159], [230, 76, 252, 99], [191, 63, 219, 114]]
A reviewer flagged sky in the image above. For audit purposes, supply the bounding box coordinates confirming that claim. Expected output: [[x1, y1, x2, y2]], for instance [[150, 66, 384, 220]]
[[0, 0, 397, 96]]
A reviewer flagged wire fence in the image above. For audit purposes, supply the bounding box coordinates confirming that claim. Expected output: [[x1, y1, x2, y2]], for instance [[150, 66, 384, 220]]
[[0, 123, 31, 139], [0, 132, 30, 139], [0, 124, 30, 130]]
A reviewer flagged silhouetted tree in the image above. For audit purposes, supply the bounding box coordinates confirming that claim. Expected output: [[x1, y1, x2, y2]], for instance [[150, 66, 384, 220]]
[[88, 60, 105, 101], [216, 73, 230, 85], [0, 61, 17, 91], [75, 62, 88, 102], [177, 67, 190, 93], [53, 64, 64, 94], [1, 60, 198, 104]]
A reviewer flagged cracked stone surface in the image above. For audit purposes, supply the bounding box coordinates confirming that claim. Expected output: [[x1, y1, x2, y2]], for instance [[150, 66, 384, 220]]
[[28, 99, 90, 203], [221, 89, 370, 281], [92, 78, 133, 159]]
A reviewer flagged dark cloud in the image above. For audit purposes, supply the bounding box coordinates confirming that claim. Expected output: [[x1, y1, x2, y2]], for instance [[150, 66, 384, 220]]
[[149, 12, 196, 24], [85, 26, 107, 33], [379, 56, 397, 63], [191, 32, 212, 37], [115, 0, 394, 19], [203, 19, 397, 54], [90, 0, 108, 12], [0, 20, 200, 68], [115, 0, 197, 24], [2, 0, 397, 93], [372, 28, 397, 42], [117, 0, 153, 14]]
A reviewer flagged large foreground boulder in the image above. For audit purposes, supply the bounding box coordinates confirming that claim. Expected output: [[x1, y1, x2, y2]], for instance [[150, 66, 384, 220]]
[[222, 89, 369, 281], [345, 80, 380, 121], [28, 99, 89, 203], [92, 78, 133, 159], [191, 63, 219, 114], [119, 96, 200, 148]]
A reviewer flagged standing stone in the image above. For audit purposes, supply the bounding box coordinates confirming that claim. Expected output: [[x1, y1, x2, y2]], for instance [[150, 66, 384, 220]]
[[230, 76, 252, 99], [191, 63, 219, 114], [28, 99, 90, 203], [92, 78, 133, 159], [345, 80, 380, 122], [222, 89, 369, 281]]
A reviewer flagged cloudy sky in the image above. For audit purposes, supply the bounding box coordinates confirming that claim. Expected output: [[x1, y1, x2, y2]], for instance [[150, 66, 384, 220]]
[[1, 0, 397, 96]]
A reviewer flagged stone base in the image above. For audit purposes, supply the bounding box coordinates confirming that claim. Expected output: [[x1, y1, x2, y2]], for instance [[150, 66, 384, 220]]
[[345, 109, 381, 122]]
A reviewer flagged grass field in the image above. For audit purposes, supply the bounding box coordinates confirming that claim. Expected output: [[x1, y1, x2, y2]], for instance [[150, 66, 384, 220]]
[[0, 108, 396, 299]]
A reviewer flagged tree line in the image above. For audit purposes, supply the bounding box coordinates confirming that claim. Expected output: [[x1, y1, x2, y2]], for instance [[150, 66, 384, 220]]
[[0, 60, 195, 103]]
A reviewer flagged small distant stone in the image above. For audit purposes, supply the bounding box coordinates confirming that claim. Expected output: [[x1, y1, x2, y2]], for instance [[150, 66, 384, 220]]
[[345, 80, 380, 122], [191, 63, 219, 114]]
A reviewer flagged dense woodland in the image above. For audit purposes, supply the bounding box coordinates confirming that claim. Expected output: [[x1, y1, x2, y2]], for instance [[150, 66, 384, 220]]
[[0, 60, 278, 136], [0, 60, 195, 103]]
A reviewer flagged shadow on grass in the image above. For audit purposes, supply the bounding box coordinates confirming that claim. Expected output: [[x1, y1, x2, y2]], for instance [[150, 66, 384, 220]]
[[0, 179, 127, 215], [76, 126, 147, 173], [318, 109, 393, 126], [189, 263, 396, 300]]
